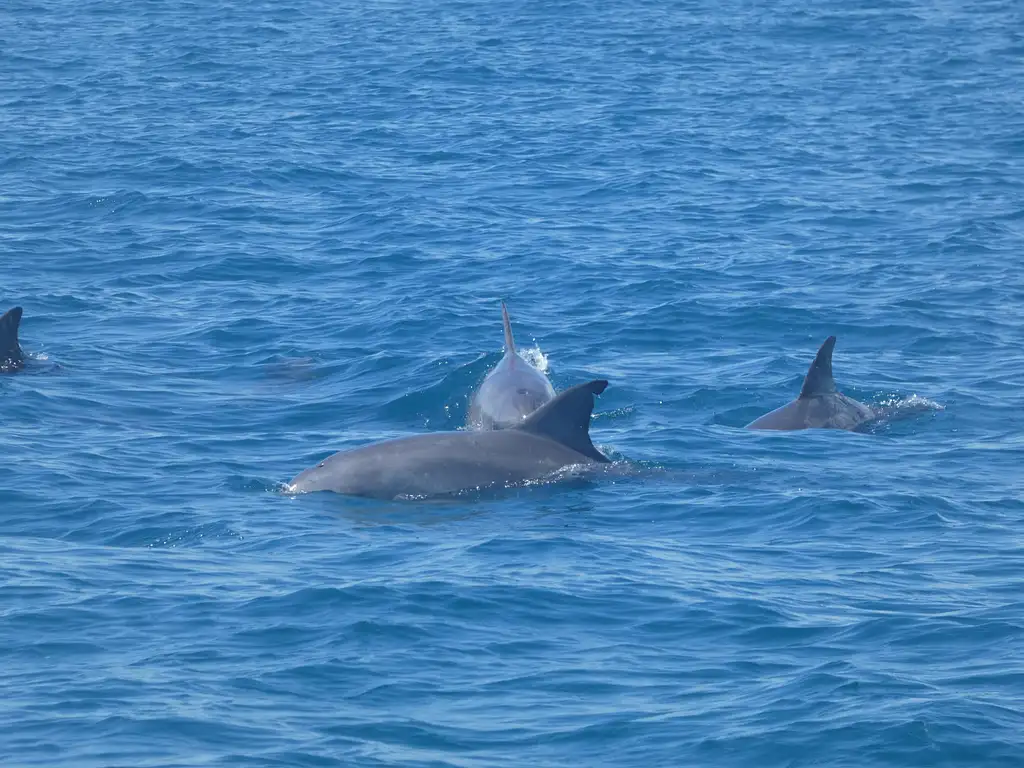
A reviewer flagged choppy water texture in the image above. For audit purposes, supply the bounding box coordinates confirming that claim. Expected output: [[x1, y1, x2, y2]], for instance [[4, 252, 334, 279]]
[[3, 0, 1024, 765]]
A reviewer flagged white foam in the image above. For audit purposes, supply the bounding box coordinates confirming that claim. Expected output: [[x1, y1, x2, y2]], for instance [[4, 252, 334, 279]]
[[876, 393, 945, 414], [519, 344, 549, 373]]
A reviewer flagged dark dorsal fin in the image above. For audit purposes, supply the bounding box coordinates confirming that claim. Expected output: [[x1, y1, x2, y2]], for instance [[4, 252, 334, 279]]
[[799, 335, 837, 398], [500, 300, 516, 356], [516, 379, 610, 462], [0, 306, 24, 366]]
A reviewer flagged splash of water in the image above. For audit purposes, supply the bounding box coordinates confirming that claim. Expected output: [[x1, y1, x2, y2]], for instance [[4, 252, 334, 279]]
[[519, 344, 549, 374], [876, 392, 945, 417]]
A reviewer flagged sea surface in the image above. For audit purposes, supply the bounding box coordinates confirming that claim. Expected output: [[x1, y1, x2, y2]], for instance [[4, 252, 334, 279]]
[[2, 0, 1023, 765]]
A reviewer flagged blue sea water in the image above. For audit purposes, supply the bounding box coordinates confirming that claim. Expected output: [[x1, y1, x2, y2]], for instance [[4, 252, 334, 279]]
[[2, 0, 1024, 764]]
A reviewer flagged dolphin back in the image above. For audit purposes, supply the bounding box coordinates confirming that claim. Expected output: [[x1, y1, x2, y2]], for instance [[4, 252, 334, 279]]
[[747, 336, 878, 431], [0, 306, 24, 370], [289, 378, 611, 499]]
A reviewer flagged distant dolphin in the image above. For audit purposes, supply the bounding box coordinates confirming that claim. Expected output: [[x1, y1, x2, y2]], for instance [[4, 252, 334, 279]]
[[289, 379, 610, 499], [1, 307, 25, 372], [746, 336, 880, 431], [467, 301, 556, 430]]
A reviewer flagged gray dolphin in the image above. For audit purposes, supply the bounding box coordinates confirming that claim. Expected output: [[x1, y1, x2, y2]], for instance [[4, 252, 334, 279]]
[[746, 336, 879, 431], [1, 307, 25, 372], [467, 301, 556, 430], [289, 379, 610, 499]]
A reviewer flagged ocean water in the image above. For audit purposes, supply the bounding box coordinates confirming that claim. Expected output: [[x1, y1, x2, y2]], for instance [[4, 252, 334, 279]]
[[2, 0, 1023, 764]]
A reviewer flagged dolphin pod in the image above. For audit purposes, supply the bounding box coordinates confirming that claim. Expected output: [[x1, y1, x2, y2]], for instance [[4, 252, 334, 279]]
[[467, 301, 555, 430], [288, 304, 927, 499], [3, 304, 932, 500]]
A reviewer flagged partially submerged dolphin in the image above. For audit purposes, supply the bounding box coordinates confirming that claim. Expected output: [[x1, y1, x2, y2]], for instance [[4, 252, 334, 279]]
[[1, 307, 25, 372], [467, 301, 556, 430], [746, 336, 879, 431], [289, 379, 610, 499]]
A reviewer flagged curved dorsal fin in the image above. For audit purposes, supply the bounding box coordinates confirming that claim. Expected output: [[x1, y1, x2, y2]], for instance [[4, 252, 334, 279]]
[[516, 379, 610, 462], [501, 300, 516, 355], [799, 335, 838, 398], [0, 306, 24, 364]]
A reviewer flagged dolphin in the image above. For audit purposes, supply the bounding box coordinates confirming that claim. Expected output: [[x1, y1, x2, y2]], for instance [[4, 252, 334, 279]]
[[1, 307, 25, 372], [746, 336, 879, 431], [467, 301, 556, 430], [289, 379, 610, 499]]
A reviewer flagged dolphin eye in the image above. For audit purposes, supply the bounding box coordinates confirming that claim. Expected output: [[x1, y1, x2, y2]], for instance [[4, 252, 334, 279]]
[[517, 388, 529, 395]]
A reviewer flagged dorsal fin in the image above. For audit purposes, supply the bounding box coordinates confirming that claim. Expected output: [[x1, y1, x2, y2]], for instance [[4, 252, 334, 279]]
[[516, 379, 610, 462], [501, 300, 516, 355], [799, 335, 837, 398], [0, 306, 24, 366]]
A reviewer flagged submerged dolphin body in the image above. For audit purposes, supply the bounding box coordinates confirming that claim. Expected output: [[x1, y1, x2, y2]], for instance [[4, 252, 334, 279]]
[[467, 301, 556, 430], [746, 336, 879, 431], [1, 307, 25, 372], [289, 379, 610, 500]]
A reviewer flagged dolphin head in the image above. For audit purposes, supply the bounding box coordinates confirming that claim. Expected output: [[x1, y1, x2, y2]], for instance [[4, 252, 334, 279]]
[[468, 351, 556, 430], [466, 301, 557, 430], [288, 445, 387, 497]]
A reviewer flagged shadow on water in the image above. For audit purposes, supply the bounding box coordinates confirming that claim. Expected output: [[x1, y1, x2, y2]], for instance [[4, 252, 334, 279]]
[[258, 354, 324, 383], [312, 495, 493, 529], [301, 482, 611, 529]]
